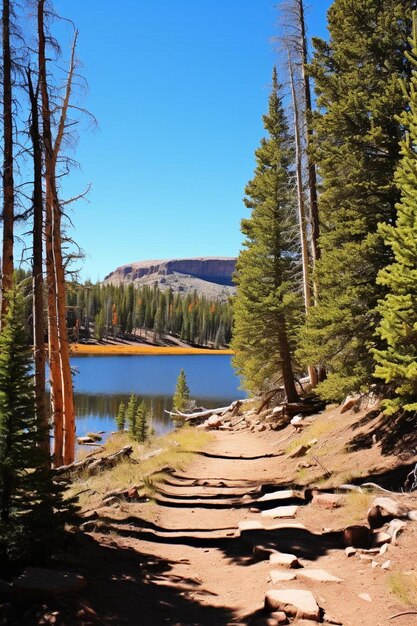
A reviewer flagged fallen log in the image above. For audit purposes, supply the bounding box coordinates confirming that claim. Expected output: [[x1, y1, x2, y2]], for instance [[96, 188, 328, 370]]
[[54, 445, 133, 477], [165, 405, 232, 422]]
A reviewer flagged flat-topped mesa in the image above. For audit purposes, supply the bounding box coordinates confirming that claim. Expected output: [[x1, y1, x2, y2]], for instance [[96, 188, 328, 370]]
[[103, 257, 237, 300]]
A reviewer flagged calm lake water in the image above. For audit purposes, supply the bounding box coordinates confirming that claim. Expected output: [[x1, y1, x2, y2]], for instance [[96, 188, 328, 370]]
[[72, 354, 246, 440]]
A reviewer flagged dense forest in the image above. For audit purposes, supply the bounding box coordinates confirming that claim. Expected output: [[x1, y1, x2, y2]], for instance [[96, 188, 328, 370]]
[[67, 282, 233, 347]]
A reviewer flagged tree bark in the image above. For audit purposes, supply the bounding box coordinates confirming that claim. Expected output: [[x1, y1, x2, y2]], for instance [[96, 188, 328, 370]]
[[27, 69, 49, 458], [277, 314, 299, 403], [1, 0, 14, 324]]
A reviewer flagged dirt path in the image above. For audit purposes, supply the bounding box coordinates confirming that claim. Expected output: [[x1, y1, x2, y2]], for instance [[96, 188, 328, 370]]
[[71, 427, 417, 626]]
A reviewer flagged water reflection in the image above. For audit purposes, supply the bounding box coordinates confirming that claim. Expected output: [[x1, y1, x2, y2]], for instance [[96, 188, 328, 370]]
[[71, 355, 245, 442]]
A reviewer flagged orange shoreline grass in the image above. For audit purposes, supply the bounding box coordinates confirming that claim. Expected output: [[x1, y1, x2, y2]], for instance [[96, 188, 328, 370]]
[[70, 343, 234, 356]]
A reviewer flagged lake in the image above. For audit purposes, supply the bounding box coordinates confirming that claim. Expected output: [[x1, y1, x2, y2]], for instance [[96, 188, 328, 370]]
[[72, 354, 246, 440]]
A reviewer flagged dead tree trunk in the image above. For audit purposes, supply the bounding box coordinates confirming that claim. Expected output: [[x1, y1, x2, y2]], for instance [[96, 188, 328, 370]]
[[288, 54, 317, 387], [1, 0, 14, 323], [38, 0, 75, 465], [27, 68, 49, 458]]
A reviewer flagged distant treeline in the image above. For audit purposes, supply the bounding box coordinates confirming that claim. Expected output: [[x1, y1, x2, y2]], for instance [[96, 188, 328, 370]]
[[67, 282, 233, 347]]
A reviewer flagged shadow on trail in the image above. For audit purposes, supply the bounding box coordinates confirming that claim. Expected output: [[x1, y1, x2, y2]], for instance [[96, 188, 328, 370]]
[[194, 450, 283, 461], [11, 533, 235, 626], [99, 515, 237, 534]]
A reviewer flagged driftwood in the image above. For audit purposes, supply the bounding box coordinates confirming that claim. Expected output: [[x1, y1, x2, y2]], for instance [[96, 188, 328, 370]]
[[54, 445, 133, 477], [166, 404, 234, 422]]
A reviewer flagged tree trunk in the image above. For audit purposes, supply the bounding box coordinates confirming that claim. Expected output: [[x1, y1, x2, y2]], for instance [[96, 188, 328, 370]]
[[38, 0, 75, 465], [28, 69, 49, 459], [277, 314, 299, 403], [1, 0, 14, 324], [288, 54, 318, 387]]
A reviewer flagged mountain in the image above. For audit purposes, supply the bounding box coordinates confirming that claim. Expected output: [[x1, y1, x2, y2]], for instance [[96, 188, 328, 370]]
[[103, 257, 237, 300]]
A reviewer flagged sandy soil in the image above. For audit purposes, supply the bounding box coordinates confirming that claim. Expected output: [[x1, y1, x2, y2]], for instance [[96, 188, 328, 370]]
[[12, 406, 417, 626]]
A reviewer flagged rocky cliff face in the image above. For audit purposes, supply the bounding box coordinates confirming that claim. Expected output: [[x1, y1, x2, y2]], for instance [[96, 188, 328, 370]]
[[103, 257, 237, 300]]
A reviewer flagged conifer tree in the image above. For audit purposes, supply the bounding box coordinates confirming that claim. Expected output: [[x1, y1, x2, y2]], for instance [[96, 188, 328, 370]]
[[126, 394, 137, 438], [173, 369, 191, 412], [135, 401, 148, 443], [231, 68, 301, 400], [373, 13, 417, 414], [116, 401, 126, 431], [298, 0, 416, 401], [0, 287, 76, 565]]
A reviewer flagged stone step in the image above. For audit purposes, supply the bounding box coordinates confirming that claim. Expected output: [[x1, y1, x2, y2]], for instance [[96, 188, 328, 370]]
[[265, 589, 320, 621], [297, 568, 343, 583], [270, 570, 297, 583], [261, 505, 299, 519], [269, 552, 299, 568], [257, 489, 295, 503]]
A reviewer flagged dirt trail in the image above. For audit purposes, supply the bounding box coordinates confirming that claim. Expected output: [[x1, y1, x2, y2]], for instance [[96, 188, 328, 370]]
[[77, 427, 416, 626]]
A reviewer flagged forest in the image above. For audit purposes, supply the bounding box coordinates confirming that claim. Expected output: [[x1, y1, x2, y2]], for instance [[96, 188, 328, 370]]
[[0, 0, 417, 617]]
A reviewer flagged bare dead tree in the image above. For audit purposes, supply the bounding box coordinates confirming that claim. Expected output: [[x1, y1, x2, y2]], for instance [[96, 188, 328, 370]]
[[1, 0, 15, 323]]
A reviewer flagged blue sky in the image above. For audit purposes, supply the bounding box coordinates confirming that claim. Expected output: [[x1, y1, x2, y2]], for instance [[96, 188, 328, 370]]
[[52, 0, 332, 281]]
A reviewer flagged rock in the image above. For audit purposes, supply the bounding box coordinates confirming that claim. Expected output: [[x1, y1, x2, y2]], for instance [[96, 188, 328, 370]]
[[297, 461, 312, 469], [261, 505, 298, 519], [359, 554, 373, 561], [238, 520, 265, 533], [371, 561, 379, 568], [126, 487, 140, 500], [272, 406, 284, 416], [381, 560, 391, 570], [86, 432, 102, 442], [343, 525, 371, 549], [287, 444, 309, 458], [266, 522, 306, 531], [372, 531, 391, 547], [257, 423, 267, 432], [270, 570, 297, 583], [257, 490, 294, 503], [311, 493, 344, 509], [344, 547, 356, 557], [264, 589, 320, 621], [269, 553, 299, 568], [77, 436, 95, 444], [250, 507, 261, 513], [297, 569, 342, 583], [340, 395, 359, 413], [12, 568, 87, 600], [323, 613, 343, 625], [206, 415, 222, 429], [358, 593, 372, 602], [379, 543, 389, 555]]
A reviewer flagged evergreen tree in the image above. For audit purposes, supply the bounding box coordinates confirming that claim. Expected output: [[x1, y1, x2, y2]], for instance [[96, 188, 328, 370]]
[[373, 13, 417, 414], [126, 394, 137, 438], [298, 0, 416, 400], [135, 401, 148, 443], [0, 288, 76, 566], [116, 401, 126, 431], [173, 369, 191, 412], [231, 68, 302, 400]]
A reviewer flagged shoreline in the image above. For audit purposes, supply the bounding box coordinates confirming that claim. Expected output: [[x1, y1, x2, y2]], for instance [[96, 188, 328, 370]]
[[69, 343, 234, 356]]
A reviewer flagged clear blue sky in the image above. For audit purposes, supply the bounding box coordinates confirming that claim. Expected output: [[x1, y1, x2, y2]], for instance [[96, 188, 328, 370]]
[[52, 0, 332, 281]]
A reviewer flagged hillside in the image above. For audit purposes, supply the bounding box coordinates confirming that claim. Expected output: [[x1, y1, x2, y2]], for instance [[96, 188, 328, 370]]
[[103, 257, 237, 301]]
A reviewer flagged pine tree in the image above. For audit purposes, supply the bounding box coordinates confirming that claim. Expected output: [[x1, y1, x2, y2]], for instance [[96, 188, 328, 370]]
[[373, 12, 417, 414], [298, 0, 417, 401], [0, 288, 76, 566], [135, 401, 148, 443], [231, 68, 302, 400], [116, 401, 126, 431], [173, 369, 191, 412], [126, 394, 137, 438]]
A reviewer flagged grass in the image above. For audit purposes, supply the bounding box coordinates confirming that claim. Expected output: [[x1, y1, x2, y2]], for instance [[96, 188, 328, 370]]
[[388, 571, 417, 609], [285, 418, 340, 454], [70, 343, 233, 356], [342, 490, 373, 525], [69, 426, 213, 508]]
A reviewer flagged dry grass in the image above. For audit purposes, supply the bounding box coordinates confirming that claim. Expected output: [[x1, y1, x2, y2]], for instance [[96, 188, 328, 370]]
[[70, 343, 233, 356], [286, 417, 340, 454], [342, 490, 373, 525], [388, 571, 417, 609], [69, 426, 213, 508]]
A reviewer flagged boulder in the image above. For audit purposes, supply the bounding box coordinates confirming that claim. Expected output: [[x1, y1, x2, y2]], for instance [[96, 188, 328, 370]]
[[269, 552, 299, 568], [206, 415, 222, 429], [261, 505, 298, 519], [340, 395, 359, 414], [265, 589, 320, 621], [287, 444, 309, 459], [311, 493, 344, 510], [13, 568, 87, 600]]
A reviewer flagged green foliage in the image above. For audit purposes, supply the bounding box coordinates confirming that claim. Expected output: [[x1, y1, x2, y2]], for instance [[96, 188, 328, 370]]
[[0, 288, 77, 570], [173, 369, 191, 412], [231, 68, 302, 396], [135, 401, 148, 443], [373, 13, 417, 414], [126, 394, 137, 438], [68, 280, 233, 348], [298, 1, 416, 401], [115, 401, 126, 431]]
